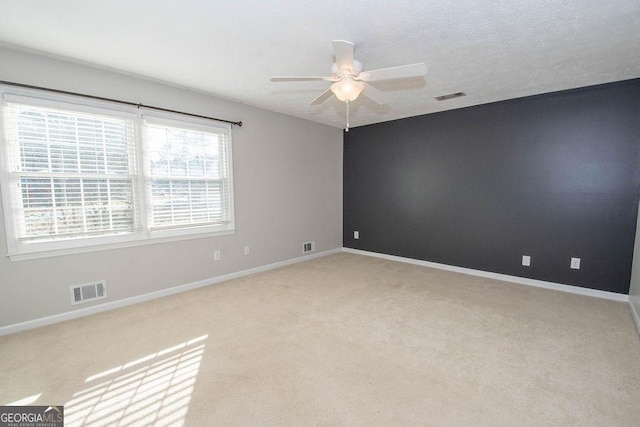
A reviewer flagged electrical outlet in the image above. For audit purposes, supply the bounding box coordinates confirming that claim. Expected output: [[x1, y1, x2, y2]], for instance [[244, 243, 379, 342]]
[[570, 257, 581, 269], [522, 255, 531, 267], [354, 231, 359, 239], [214, 250, 221, 261], [244, 246, 250, 255]]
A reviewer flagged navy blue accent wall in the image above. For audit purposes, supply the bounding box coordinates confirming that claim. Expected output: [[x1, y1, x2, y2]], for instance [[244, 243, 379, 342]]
[[343, 79, 640, 294]]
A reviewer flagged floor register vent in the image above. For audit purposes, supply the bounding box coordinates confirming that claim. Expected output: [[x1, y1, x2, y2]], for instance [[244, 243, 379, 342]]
[[70, 280, 107, 305], [303, 241, 315, 254]]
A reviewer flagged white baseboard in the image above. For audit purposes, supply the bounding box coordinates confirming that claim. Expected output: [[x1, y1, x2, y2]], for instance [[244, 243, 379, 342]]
[[343, 248, 629, 302], [628, 299, 640, 337], [0, 248, 342, 337], [3, 247, 629, 337]]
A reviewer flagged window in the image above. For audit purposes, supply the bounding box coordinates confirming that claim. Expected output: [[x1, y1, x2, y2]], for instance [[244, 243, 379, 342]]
[[143, 117, 232, 232], [0, 91, 234, 259], [3, 99, 138, 242]]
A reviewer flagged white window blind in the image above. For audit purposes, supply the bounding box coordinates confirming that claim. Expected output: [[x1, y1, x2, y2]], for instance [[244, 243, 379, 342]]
[[2, 97, 138, 243], [143, 116, 232, 231], [0, 91, 235, 259]]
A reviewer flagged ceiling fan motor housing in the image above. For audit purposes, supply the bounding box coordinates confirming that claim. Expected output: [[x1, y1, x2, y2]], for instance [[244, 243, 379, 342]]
[[331, 59, 363, 79]]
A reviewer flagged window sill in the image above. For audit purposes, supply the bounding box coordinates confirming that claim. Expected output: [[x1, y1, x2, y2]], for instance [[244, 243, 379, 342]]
[[6, 229, 236, 262]]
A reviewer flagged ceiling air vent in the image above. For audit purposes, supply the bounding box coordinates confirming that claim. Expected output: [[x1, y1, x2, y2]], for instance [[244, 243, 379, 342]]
[[435, 92, 466, 101], [70, 280, 107, 305]]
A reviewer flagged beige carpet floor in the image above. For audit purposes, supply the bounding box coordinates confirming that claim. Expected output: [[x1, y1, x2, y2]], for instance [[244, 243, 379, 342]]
[[1, 252, 640, 426]]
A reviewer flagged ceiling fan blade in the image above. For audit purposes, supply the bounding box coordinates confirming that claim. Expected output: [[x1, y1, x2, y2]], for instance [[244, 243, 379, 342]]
[[271, 76, 335, 82], [309, 88, 334, 105], [362, 83, 385, 105], [332, 40, 354, 70], [359, 63, 428, 81]]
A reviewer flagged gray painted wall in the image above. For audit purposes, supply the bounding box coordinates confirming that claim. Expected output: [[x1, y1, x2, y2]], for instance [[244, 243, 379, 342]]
[[0, 47, 343, 328], [629, 201, 640, 329]]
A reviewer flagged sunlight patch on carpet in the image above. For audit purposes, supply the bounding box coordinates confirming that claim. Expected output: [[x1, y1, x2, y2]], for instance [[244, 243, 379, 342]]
[[6, 392, 43, 406], [64, 335, 207, 427]]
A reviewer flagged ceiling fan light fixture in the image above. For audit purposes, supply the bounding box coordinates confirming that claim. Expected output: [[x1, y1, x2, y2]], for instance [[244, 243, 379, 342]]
[[330, 77, 364, 102]]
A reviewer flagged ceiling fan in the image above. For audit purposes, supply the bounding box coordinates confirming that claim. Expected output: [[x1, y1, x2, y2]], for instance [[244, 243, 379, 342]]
[[271, 40, 428, 131]]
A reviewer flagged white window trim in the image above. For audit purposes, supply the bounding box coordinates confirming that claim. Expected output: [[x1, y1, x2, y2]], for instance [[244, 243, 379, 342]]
[[0, 86, 235, 261], [140, 112, 235, 240]]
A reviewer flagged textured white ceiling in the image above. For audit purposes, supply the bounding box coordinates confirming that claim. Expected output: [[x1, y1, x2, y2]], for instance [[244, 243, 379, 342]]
[[0, 0, 638, 129]]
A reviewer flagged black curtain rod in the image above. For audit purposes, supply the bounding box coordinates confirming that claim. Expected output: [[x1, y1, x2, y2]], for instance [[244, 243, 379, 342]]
[[0, 80, 242, 127]]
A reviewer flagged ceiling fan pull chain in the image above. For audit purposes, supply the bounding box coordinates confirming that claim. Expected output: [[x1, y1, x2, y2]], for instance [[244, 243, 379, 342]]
[[346, 100, 350, 132]]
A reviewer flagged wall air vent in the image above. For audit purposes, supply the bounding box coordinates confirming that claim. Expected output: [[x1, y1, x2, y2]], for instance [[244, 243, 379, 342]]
[[435, 92, 466, 101], [303, 241, 315, 254], [70, 280, 107, 305]]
